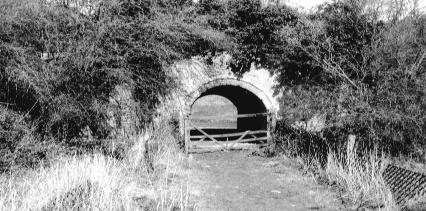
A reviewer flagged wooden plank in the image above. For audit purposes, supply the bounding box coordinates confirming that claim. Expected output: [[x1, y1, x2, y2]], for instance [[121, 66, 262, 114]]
[[190, 148, 223, 154], [266, 112, 274, 145], [194, 127, 224, 147], [192, 136, 267, 145], [187, 126, 237, 130], [189, 130, 267, 139], [237, 136, 268, 143], [228, 130, 250, 149], [236, 131, 250, 143], [189, 112, 269, 120], [189, 142, 268, 154]]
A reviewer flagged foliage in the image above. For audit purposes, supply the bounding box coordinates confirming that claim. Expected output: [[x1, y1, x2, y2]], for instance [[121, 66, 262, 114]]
[[1, 0, 425, 169], [196, 0, 299, 75], [312, 1, 382, 86], [273, 0, 425, 161], [0, 0, 230, 170], [0, 0, 226, 140], [0, 106, 31, 169]]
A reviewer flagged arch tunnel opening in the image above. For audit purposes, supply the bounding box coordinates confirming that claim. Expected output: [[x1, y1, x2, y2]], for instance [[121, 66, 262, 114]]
[[188, 84, 270, 143], [191, 95, 238, 130]]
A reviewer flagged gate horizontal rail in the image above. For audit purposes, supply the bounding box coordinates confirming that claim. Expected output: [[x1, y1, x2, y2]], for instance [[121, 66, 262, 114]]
[[189, 130, 267, 139], [184, 112, 273, 154], [187, 127, 269, 153], [189, 112, 269, 120], [234, 136, 268, 143], [191, 136, 268, 143]]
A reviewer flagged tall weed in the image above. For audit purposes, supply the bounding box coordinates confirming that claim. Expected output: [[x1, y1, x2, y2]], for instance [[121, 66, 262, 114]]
[[325, 148, 397, 210], [0, 117, 192, 210]]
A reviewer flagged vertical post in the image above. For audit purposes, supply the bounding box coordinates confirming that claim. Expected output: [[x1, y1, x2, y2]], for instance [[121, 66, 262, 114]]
[[266, 112, 271, 145], [347, 134, 356, 166], [184, 117, 190, 154], [179, 111, 184, 137]]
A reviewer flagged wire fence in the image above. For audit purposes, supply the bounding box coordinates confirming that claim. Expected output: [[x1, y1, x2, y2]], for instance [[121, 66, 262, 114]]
[[383, 164, 426, 209]]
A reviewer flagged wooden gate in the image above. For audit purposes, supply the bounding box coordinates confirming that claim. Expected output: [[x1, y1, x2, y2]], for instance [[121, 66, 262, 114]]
[[184, 112, 273, 154]]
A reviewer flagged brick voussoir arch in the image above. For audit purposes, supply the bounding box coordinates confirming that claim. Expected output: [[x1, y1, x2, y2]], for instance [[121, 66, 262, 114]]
[[184, 78, 274, 116], [182, 78, 276, 153]]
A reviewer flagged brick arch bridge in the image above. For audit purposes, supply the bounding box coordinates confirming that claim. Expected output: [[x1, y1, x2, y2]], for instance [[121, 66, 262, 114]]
[[182, 78, 276, 153]]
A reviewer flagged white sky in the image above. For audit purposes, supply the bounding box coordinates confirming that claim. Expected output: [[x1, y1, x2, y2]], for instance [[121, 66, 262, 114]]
[[284, 0, 329, 10], [286, 0, 426, 14]]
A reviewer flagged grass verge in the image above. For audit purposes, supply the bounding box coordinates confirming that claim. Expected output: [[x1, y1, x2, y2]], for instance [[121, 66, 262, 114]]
[[323, 148, 397, 210], [0, 118, 192, 210]]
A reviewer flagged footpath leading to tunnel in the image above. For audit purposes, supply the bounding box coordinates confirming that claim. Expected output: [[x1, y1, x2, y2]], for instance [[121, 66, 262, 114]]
[[188, 150, 342, 210]]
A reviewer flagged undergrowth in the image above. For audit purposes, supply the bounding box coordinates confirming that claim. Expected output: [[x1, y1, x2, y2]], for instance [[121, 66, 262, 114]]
[[324, 148, 397, 210], [273, 122, 399, 210], [0, 117, 192, 210]]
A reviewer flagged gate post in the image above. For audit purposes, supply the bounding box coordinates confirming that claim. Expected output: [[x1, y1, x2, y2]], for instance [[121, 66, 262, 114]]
[[184, 117, 190, 154], [266, 112, 275, 145]]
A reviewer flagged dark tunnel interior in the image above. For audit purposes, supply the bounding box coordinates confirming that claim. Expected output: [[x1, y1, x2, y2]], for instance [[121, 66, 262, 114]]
[[189, 85, 268, 141]]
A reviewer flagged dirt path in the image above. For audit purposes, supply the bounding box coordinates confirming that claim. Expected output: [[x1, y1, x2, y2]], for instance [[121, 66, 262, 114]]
[[188, 150, 342, 211]]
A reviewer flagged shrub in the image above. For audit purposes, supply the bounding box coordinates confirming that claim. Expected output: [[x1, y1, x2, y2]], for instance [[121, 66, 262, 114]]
[[0, 0, 230, 170], [0, 0, 228, 140], [0, 106, 66, 172], [195, 0, 299, 75], [0, 107, 31, 170], [273, 0, 425, 161]]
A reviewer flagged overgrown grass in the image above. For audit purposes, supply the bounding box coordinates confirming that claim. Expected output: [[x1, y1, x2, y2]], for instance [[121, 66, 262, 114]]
[[0, 118, 192, 210], [273, 123, 400, 210], [324, 148, 397, 210]]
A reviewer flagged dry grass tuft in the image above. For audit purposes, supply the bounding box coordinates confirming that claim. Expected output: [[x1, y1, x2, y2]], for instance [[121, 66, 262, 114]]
[[0, 118, 192, 210], [325, 148, 398, 210], [0, 153, 142, 210]]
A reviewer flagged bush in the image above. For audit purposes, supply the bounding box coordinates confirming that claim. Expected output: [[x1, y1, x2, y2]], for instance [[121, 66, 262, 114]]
[[273, 0, 425, 161], [0, 0, 227, 137], [0, 106, 65, 171], [0, 0, 230, 169], [0, 107, 31, 170], [195, 0, 299, 75]]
